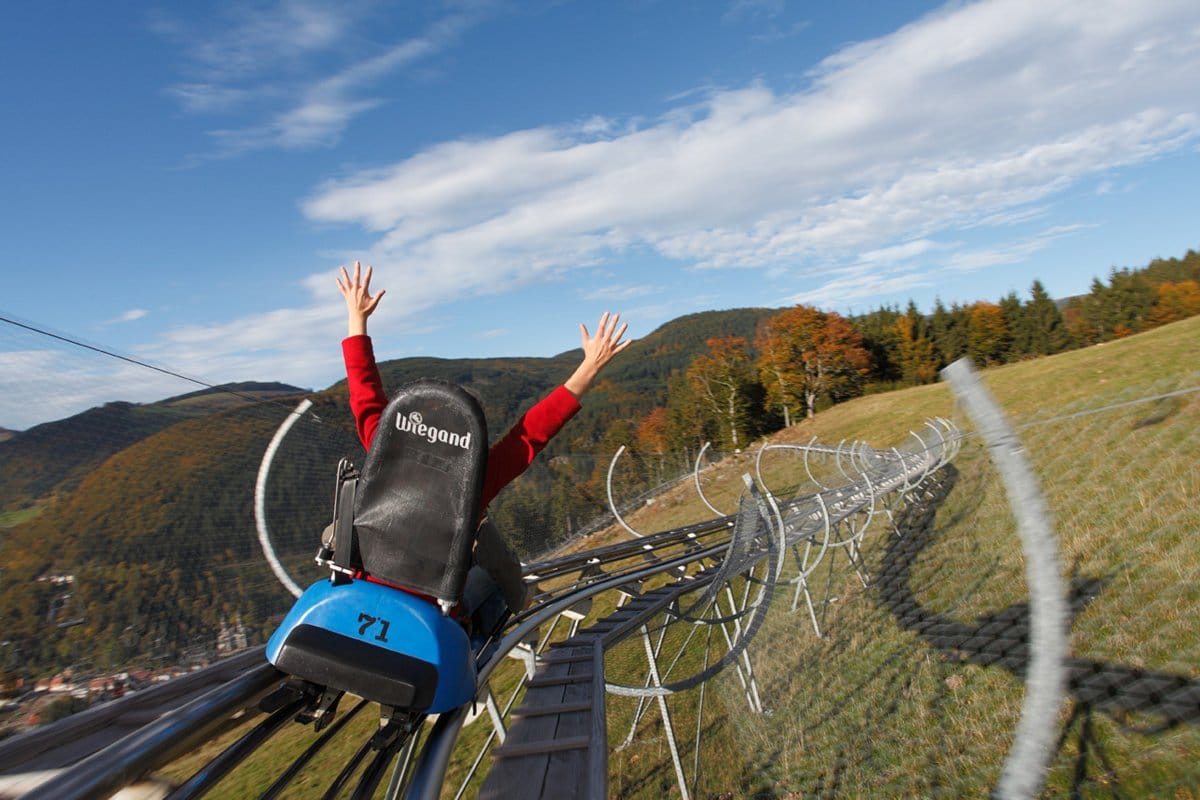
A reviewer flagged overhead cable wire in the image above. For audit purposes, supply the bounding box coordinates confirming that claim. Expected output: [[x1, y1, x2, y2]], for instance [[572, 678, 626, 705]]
[[0, 311, 324, 421]]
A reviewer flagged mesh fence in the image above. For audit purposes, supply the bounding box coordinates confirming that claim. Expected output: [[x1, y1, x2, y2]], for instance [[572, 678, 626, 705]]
[[596, 359, 1199, 798], [0, 319, 361, 709]]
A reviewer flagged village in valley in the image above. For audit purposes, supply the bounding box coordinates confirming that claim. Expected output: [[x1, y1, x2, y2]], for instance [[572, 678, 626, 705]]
[[0, 583, 251, 740]]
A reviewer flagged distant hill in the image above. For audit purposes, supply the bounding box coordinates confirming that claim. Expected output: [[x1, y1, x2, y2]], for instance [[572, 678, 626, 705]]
[[159, 381, 309, 408], [0, 401, 192, 512], [0, 383, 308, 514], [0, 427, 15, 443]]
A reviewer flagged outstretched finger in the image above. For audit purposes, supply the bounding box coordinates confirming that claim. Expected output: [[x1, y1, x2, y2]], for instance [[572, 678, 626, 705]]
[[612, 321, 629, 345], [362, 263, 373, 293]]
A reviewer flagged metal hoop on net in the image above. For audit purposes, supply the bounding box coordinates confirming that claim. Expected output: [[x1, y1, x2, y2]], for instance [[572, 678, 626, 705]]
[[753, 442, 794, 503], [833, 439, 855, 484], [666, 473, 789, 627], [693, 441, 732, 517], [802, 435, 830, 491], [793, 489, 833, 580], [607, 445, 647, 539], [606, 476, 783, 697], [751, 443, 837, 589], [253, 398, 312, 599]]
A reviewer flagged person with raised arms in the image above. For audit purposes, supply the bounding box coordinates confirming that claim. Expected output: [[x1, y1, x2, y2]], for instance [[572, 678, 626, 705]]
[[336, 260, 632, 634]]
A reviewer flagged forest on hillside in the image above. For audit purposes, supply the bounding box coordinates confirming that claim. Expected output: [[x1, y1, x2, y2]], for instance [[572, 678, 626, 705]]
[[0, 248, 1196, 680]]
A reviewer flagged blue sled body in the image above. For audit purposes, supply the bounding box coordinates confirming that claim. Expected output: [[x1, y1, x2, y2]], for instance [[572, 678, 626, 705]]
[[266, 578, 475, 714]]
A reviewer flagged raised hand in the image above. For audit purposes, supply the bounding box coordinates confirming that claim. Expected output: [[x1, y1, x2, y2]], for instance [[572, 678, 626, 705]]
[[565, 311, 633, 398], [336, 261, 385, 336]]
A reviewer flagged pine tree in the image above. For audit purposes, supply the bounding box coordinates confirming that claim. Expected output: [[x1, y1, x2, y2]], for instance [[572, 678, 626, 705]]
[[930, 299, 969, 365], [1024, 280, 1071, 354], [1105, 268, 1156, 335], [850, 305, 903, 385], [999, 291, 1026, 360], [1064, 277, 1110, 344]]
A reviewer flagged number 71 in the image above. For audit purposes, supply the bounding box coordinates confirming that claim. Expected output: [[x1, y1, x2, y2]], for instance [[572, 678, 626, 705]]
[[356, 612, 391, 642]]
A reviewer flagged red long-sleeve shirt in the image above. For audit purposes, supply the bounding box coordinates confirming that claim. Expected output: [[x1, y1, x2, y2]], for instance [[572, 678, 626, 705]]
[[342, 335, 581, 511]]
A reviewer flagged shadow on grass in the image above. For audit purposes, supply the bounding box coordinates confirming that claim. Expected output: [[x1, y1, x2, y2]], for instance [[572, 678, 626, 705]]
[[878, 465, 1200, 798], [705, 463, 995, 799]]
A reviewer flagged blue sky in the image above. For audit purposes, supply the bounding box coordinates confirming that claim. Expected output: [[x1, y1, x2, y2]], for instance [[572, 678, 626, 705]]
[[2, 0, 1199, 430]]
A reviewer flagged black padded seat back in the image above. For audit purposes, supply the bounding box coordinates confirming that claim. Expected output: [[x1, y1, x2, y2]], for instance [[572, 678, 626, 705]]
[[353, 379, 488, 605]]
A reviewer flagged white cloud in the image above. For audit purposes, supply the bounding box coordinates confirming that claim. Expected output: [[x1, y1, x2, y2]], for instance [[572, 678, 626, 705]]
[[944, 224, 1092, 272], [856, 239, 940, 266], [788, 223, 1094, 309], [479, 328, 510, 339], [165, 83, 259, 114], [0, 348, 197, 431], [156, 1, 351, 85], [581, 285, 665, 301], [786, 269, 938, 309], [163, 3, 491, 158], [301, 0, 1200, 314], [724, 0, 786, 23], [108, 309, 148, 324]]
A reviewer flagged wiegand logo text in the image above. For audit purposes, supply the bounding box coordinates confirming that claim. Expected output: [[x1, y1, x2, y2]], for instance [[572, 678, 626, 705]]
[[396, 410, 473, 449]]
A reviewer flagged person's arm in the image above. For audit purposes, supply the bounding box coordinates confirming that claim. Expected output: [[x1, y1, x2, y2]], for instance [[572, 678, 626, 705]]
[[337, 262, 388, 448], [343, 335, 387, 449], [481, 386, 581, 508], [481, 312, 632, 507]]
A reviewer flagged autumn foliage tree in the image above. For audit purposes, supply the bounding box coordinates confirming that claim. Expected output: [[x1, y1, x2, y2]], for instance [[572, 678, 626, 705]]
[[687, 336, 756, 449], [756, 305, 871, 421], [967, 301, 1010, 366], [895, 300, 939, 385], [1148, 280, 1200, 326], [634, 407, 672, 484]]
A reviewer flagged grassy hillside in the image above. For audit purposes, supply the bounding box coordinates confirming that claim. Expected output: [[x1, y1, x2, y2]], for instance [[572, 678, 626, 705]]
[[0, 402, 190, 514], [601, 315, 1200, 798]]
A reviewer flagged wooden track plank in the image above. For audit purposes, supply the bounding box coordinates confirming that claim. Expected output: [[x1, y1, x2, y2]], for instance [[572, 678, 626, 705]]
[[542, 650, 601, 796], [480, 643, 595, 800]]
